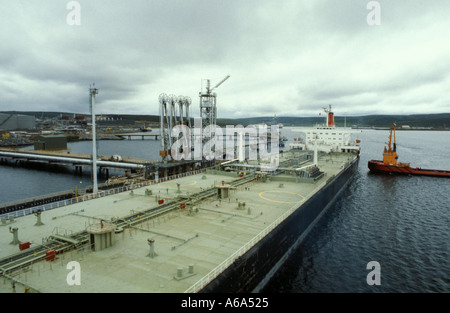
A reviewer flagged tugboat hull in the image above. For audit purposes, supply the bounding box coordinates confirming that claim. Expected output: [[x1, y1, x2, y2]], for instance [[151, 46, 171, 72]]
[[368, 160, 450, 178]]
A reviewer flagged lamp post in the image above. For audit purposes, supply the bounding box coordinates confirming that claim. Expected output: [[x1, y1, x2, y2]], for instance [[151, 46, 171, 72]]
[[90, 84, 99, 194]]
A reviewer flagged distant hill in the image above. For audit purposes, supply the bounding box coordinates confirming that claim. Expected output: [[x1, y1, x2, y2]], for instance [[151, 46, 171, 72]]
[[238, 114, 450, 129], [1, 111, 449, 129]]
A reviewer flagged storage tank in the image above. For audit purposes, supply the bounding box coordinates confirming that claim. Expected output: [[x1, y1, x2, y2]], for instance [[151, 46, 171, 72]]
[[0, 113, 35, 130], [86, 220, 116, 251]]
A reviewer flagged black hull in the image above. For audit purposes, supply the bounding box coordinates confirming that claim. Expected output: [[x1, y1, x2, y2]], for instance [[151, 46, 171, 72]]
[[200, 156, 359, 293]]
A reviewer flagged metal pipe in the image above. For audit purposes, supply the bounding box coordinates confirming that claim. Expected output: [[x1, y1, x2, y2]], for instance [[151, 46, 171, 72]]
[[0, 151, 145, 169]]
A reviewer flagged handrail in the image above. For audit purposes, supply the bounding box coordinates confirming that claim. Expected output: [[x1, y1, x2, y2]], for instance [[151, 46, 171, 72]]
[[0, 168, 207, 219], [0, 189, 76, 210]]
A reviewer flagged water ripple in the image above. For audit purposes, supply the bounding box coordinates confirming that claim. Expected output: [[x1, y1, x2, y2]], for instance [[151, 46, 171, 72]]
[[264, 130, 450, 293]]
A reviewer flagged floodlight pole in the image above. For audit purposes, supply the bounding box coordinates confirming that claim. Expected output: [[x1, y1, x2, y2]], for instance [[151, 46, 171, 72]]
[[90, 84, 99, 194]]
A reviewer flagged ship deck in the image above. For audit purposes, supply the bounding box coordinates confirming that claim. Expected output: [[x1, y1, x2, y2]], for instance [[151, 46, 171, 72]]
[[0, 150, 357, 293]]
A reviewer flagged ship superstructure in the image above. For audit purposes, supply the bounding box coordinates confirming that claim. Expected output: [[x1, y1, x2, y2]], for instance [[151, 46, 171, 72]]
[[290, 105, 361, 154]]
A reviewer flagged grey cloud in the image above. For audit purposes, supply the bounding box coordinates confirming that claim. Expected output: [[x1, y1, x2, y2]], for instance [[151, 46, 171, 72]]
[[0, 0, 449, 118]]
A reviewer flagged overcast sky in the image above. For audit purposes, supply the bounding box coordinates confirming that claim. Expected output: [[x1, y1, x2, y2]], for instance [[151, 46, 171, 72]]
[[1, 0, 449, 118]]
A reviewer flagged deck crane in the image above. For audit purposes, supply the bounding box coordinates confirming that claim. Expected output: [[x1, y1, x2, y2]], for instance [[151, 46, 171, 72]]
[[207, 75, 230, 94], [199, 75, 230, 126], [383, 123, 398, 166], [199, 75, 230, 163]]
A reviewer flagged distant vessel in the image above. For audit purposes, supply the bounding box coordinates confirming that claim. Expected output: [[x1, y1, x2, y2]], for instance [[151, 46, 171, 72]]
[[368, 123, 450, 177]]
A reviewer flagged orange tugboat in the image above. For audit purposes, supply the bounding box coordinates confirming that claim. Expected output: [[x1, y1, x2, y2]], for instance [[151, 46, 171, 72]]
[[368, 123, 450, 177]]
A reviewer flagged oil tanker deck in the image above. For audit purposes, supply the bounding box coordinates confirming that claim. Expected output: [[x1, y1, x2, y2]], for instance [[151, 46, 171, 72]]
[[0, 104, 361, 293], [0, 149, 359, 293]]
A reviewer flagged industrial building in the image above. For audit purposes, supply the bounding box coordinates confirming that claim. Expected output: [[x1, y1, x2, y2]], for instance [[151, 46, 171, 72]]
[[33, 135, 67, 150], [0, 113, 36, 131]]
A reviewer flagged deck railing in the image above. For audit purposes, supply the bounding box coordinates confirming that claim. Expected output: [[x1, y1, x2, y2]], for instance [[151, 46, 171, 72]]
[[0, 168, 206, 219]]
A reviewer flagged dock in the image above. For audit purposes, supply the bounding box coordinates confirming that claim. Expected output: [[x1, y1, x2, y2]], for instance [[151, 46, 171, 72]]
[[0, 148, 204, 181], [0, 148, 148, 169], [113, 132, 160, 140]]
